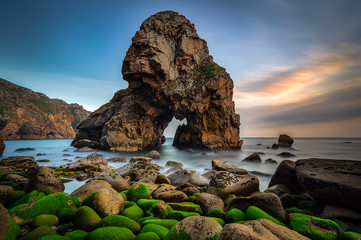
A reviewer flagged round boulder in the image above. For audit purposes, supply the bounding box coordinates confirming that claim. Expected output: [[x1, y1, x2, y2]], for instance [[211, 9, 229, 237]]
[[196, 193, 224, 213], [93, 172, 130, 192], [0, 156, 38, 169], [145, 150, 161, 159], [269, 160, 304, 193], [278, 134, 294, 147], [167, 169, 209, 187], [70, 180, 112, 201], [28, 166, 65, 192], [155, 190, 188, 202]]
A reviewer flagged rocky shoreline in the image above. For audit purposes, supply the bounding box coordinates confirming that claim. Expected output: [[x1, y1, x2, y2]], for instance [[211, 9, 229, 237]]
[[1, 147, 360, 240]]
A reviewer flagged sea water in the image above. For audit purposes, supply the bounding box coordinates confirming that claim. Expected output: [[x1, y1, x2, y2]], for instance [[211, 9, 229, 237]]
[[2, 138, 361, 193]]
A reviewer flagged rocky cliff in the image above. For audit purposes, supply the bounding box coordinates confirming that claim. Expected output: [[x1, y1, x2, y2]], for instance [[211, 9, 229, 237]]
[[0, 78, 91, 140], [73, 11, 242, 151]]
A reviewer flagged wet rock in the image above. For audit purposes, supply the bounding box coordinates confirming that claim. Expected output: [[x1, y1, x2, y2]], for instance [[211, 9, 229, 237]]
[[136, 169, 160, 182], [107, 156, 126, 162], [265, 158, 277, 164], [153, 184, 177, 197], [165, 161, 183, 167], [155, 190, 188, 202], [211, 160, 248, 174], [114, 161, 161, 181], [271, 143, 279, 149], [167, 169, 209, 187], [73, 139, 98, 149], [76, 173, 91, 181], [295, 158, 361, 208], [28, 166, 65, 192], [264, 184, 291, 197], [321, 204, 361, 222], [14, 148, 35, 152], [61, 153, 107, 171], [218, 219, 310, 240], [0, 156, 38, 170], [0, 185, 13, 204], [145, 150, 161, 159], [93, 172, 130, 192], [137, 179, 158, 195], [75, 147, 96, 152], [37, 159, 50, 163], [196, 193, 224, 213], [278, 134, 294, 147], [206, 171, 259, 199], [155, 174, 172, 185], [277, 152, 296, 158], [182, 187, 200, 196], [269, 160, 304, 193], [98, 164, 115, 172], [70, 180, 112, 201], [130, 157, 152, 163], [1, 173, 29, 185], [243, 153, 261, 162]]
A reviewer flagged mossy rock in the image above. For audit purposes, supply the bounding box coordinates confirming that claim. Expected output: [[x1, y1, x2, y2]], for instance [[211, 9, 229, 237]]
[[98, 215, 141, 234], [134, 232, 160, 240], [19, 225, 57, 240], [140, 223, 169, 240], [287, 207, 314, 215], [120, 190, 128, 201], [209, 217, 225, 226], [280, 193, 311, 207], [246, 206, 286, 227], [150, 202, 173, 219], [167, 202, 203, 215], [9, 183, 22, 190], [121, 204, 144, 221], [169, 210, 199, 221], [125, 201, 137, 208], [349, 226, 361, 234], [31, 214, 59, 229], [289, 213, 343, 240], [138, 216, 161, 224], [9, 190, 44, 208], [141, 219, 179, 229], [206, 208, 225, 219], [10, 193, 76, 225], [57, 207, 77, 223], [38, 235, 69, 240], [4, 212, 21, 240], [6, 190, 26, 207], [127, 183, 150, 202], [73, 206, 101, 232], [72, 196, 81, 208], [137, 199, 164, 211], [56, 223, 72, 235], [85, 227, 135, 240], [65, 230, 89, 240], [340, 231, 361, 240], [225, 208, 246, 223], [188, 196, 196, 202]]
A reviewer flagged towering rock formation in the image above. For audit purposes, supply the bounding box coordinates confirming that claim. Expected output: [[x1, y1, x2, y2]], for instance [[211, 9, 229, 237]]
[[73, 11, 242, 151]]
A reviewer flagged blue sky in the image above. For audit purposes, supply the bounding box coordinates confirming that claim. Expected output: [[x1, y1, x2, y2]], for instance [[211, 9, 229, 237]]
[[1, 0, 360, 137]]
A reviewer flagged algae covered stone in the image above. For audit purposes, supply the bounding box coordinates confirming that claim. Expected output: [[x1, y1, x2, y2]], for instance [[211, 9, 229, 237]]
[[165, 216, 222, 240], [137, 199, 164, 210], [10, 190, 45, 208], [19, 225, 57, 240], [0, 202, 21, 240], [208, 217, 225, 226], [340, 231, 361, 240], [225, 208, 246, 223], [141, 219, 179, 229], [134, 232, 160, 240], [85, 227, 135, 240], [38, 236, 69, 240], [57, 207, 77, 223], [139, 223, 169, 240], [167, 202, 203, 214], [65, 230, 89, 240], [289, 213, 342, 240], [127, 183, 150, 202], [150, 201, 173, 219], [31, 214, 59, 229], [206, 208, 225, 219], [98, 215, 141, 234], [169, 210, 199, 221], [246, 206, 286, 227], [121, 204, 144, 221], [73, 206, 101, 232]]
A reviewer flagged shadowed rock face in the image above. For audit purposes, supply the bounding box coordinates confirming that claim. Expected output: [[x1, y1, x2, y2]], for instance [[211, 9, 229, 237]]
[[73, 11, 242, 152]]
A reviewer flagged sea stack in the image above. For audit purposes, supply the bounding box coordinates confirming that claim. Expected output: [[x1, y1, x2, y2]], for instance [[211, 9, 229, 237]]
[[73, 11, 242, 152]]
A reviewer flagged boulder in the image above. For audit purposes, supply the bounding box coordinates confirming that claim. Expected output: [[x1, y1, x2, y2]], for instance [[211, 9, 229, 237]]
[[127, 183, 150, 202], [137, 179, 159, 194], [61, 153, 107, 171], [28, 166, 65, 192], [243, 153, 262, 162], [271, 143, 279, 149], [153, 184, 177, 197], [165, 216, 222, 240], [73, 206, 101, 232], [86, 227, 135, 240], [72, 11, 242, 152], [155, 174, 172, 185], [93, 172, 130, 192], [277, 152, 296, 158], [218, 219, 310, 240], [206, 171, 259, 199], [107, 156, 126, 162], [278, 134, 294, 147], [321, 204, 361, 222], [295, 158, 361, 208], [1, 173, 29, 185], [0, 185, 13, 205], [269, 160, 304, 193], [0, 138, 4, 156], [264, 184, 291, 196], [211, 160, 248, 174], [145, 150, 161, 159], [114, 161, 161, 181], [0, 156, 38, 169], [136, 169, 160, 182], [265, 158, 277, 164], [72, 139, 98, 149], [98, 215, 141, 234], [70, 180, 112, 201], [196, 193, 224, 213], [155, 190, 188, 202], [167, 169, 209, 187], [129, 157, 152, 163]]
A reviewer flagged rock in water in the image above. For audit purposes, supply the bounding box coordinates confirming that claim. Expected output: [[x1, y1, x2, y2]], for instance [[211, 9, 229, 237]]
[[278, 134, 294, 147], [72, 11, 242, 152], [28, 166, 65, 192]]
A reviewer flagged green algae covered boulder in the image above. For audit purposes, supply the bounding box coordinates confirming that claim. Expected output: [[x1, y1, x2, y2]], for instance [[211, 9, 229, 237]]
[[208, 217, 225, 226], [289, 213, 343, 240], [137, 199, 164, 211], [0, 203, 21, 240], [206, 208, 225, 219], [150, 202, 173, 219], [85, 227, 135, 240], [124, 201, 137, 208], [340, 231, 361, 240], [38, 235, 69, 240], [31, 214, 59, 229], [141, 219, 179, 229], [169, 210, 199, 221], [140, 224, 169, 240], [57, 207, 77, 223], [127, 183, 150, 202], [73, 206, 101, 232], [98, 215, 141, 234], [120, 190, 128, 201], [138, 216, 161, 224], [246, 206, 286, 227], [225, 208, 246, 223], [167, 202, 203, 215], [134, 232, 160, 240], [65, 230, 89, 240], [10, 190, 45, 208], [10, 192, 76, 225], [121, 204, 144, 221], [7, 190, 26, 206], [19, 225, 57, 240]]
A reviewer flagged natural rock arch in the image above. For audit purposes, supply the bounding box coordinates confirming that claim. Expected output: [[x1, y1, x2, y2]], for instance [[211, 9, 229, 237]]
[[72, 11, 242, 151]]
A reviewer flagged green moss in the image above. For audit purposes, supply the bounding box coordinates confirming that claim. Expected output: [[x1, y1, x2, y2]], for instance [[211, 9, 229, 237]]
[[5, 213, 21, 240], [120, 190, 128, 201], [10, 190, 45, 208], [121, 204, 144, 221], [340, 231, 361, 240], [9, 193, 76, 225], [85, 227, 135, 240], [141, 219, 179, 229], [289, 213, 342, 240], [38, 236, 69, 240], [225, 208, 246, 223], [137, 199, 164, 211], [19, 225, 57, 240], [167, 202, 203, 215], [72, 195, 82, 208], [127, 183, 150, 202], [65, 230, 89, 240], [31, 214, 59, 229], [140, 224, 169, 240], [134, 232, 160, 240], [188, 196, 196, 202], [150, 202, 173, 219], [246, 206, 286, 227], [125, 201, 137, 208], [98, 215, 141, 234], [73, 206, 101, 232], [57, 207, 77, 223], [206, 208, 225, 219], [9, 183, 21, 190], [137, 216, 161, 224], [169, 210, 199, 221], [209, 217, 225, 227]]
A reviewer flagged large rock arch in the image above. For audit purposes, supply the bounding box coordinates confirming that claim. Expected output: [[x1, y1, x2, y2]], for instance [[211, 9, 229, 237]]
[[72, 11, 242, 151]]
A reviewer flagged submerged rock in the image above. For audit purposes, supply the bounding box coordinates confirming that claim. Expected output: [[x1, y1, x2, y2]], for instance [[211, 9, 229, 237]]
[[72, 11, 242, 152], [278, 134, 294, 147], [243, 153, 262, 162]]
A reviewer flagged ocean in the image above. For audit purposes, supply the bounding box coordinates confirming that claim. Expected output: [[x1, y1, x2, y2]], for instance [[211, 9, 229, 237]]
[[2, 138, 361, 194]]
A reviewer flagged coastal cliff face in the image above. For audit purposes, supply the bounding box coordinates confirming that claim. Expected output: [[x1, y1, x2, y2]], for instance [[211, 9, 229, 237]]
[[0, 78, 91, 140], [73, 11, 242, 151]]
